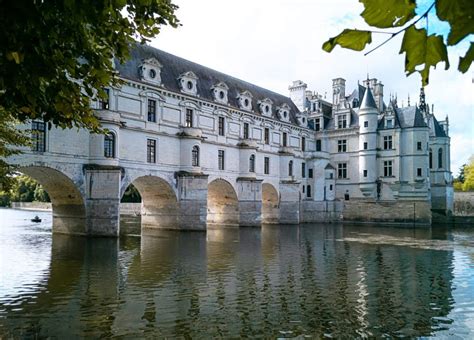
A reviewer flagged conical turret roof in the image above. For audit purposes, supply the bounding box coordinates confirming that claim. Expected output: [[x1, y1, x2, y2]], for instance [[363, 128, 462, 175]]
[[360, 86, 377, 110]]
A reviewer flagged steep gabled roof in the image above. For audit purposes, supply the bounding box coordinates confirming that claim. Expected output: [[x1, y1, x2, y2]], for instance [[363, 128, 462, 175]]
[[115, 44, 300, 123], [395, 106, 427, 128], [433, 116, 447, 137]]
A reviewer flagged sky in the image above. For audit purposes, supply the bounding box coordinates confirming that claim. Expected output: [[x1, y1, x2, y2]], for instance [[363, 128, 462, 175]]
[[151, 0, 473, 174]]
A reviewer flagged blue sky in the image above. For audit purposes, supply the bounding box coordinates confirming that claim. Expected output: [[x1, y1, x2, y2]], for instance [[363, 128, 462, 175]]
[[152, 0, 473, 174]]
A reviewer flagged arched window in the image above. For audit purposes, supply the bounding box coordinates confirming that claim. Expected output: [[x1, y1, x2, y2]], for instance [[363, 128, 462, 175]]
[[438, 148, 443, 169], [352, 98, 359, 108], [249, 154, 255, 173], [192, 145, 200, 167], [289, 160, 293, 177], [104, 132, 115, 158], [429, 148, 433, 169]]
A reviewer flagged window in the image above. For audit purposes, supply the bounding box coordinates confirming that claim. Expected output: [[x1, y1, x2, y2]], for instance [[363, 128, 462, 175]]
[[249, 154, 255, 173], [363, 170, 368, 178], [315, 118, 321, 131], [338, 140, 347, 153], [308, 169, 313, 178], [429, 148, 433, 168], [302, 186, 305, 193], [438, 148, 443, 168], [386, 119, 393, 128], [243, 123, 249, 139], [364, 121, 369, 128], [192, 146, 199, 167], [264, 157, 270, 175], [338, 163, 347, 179], [288, 160, 293, 176], [306, 185, 311, 198], [301, 137, 306, 151], [417, 168, 422, 177], [147, 139, 156, 163], [218, 150, 225, 170], [383, 136, 393, 150], [99, 89, 109, 109], [218, 116, 225, 136], [185, 108, 193, 127], [282, 132, 288, 147], [330, 184, 333, 191], [417, 141, 422, 151], [316, 139, 322, 151], [31, 121, 46, 152], [363, 142, 368, 150], [264, 128, 270, 144], [302, 162, 306, 178], [337, 114, 347, 129], [148, 99, 156, 122], [383, 160, 393, 177], [104, 133, 115, 158]]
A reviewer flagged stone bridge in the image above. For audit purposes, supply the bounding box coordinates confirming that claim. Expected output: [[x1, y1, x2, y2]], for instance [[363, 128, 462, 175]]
[[9, 149, 298, 237]]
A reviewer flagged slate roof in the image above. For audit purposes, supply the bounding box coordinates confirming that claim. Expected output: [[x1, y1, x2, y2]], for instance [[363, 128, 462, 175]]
[[378, 105, 428, 130], [360, 86, 377, 109], [115, 44, 300, 124], [432, 116, 447, 137]]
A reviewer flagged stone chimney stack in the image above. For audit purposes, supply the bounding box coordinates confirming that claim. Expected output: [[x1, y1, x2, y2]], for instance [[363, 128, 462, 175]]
[[332, 78, 346, 106], [289, 80, 307, 112]]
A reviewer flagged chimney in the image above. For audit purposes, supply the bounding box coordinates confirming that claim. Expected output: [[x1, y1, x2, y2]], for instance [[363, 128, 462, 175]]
[[332, 78, 346, 106], [289, 80, 307, 112]]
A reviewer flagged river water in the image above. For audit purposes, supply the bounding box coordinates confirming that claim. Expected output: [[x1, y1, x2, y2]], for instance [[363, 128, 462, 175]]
[[0, 208, 473, 338]]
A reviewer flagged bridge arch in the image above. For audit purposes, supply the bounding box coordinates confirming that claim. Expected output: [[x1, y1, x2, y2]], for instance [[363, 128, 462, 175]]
[[123, 175, 179, 230], [18, 166, 86, 235], [262, 183, 279, 224], [207, 178, 239, 227]]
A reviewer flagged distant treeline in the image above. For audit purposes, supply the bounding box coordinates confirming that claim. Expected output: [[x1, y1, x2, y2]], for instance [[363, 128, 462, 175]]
[[0, 175, 141, 207]]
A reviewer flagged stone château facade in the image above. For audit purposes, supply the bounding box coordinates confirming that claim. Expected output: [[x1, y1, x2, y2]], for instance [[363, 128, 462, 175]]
[[10, 44, 453, 236]]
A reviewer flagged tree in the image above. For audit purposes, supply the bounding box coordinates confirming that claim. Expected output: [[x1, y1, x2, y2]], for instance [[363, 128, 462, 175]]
[[323, 0, 473, 86], [121, 184, 142, 203], [0, 1, 179, 184], [462, 156, 474, 191], [457, 163, 467, 183]]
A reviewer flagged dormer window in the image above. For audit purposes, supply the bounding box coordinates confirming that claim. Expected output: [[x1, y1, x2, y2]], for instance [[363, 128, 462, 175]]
[[386, 119, 394, 128], [277, 104, 290, 122], [139, 58, 162, 85], [178, 71, 198, 95], [258, 98, 273, 117], [296, 114, 307, 127], [211, 82, 229, 104], [237, 90, 253, 111]]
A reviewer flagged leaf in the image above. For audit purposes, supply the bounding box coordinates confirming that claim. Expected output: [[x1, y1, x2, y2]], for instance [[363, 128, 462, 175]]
[[360, 0, 416, 28], [459, 42, 474, 73], [436, 0, 474, 46], [7, 52, 21, 64], [322, 29, 372, 53], [399, 26, 449, 86]]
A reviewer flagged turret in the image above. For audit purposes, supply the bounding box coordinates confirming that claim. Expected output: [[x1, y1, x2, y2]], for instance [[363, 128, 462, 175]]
[[358, 86, 378, 197]]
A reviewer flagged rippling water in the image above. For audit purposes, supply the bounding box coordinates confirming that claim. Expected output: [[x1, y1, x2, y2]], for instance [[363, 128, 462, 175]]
[[1, 208, 473, 338]]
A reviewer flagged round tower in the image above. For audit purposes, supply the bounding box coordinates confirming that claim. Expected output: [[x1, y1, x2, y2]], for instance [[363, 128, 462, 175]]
[[358, 86, 378, 197]]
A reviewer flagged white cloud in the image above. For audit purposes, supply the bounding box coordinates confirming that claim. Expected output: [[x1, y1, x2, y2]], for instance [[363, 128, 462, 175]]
[[153, 0, 474, 172]]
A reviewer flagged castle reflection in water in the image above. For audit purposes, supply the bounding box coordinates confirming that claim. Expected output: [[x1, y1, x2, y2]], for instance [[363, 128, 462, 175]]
[[0, 222, 460, 338]]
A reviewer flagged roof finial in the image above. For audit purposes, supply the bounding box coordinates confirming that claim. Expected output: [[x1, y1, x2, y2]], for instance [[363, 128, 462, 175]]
[[408, 93, 410, 106], [419, 87, 426, 112]]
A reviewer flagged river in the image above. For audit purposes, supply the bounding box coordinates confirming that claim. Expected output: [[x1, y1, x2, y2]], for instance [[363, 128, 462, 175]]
[[1, 208, 473, 338]]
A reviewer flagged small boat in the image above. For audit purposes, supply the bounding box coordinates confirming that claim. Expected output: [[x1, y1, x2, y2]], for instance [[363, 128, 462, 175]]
[[31, 216, 42, 223]]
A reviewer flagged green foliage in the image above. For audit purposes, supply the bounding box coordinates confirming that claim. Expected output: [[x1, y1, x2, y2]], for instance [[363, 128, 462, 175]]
[[453, 179, 463, 192], [0, 1, 179, 185], [121, 184, 142, 203], [322, 0, 473, 86], [399, 26, 449, 85], [3, 175, 51, 205], [360, 0, 416, 28], [0, 1, 179, 132], [462, 157, 474, 192], [323, 29, 372, 53]]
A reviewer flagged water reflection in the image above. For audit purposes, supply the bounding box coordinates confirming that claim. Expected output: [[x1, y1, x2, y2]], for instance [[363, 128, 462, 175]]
[[0, 212, 473, 338]]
